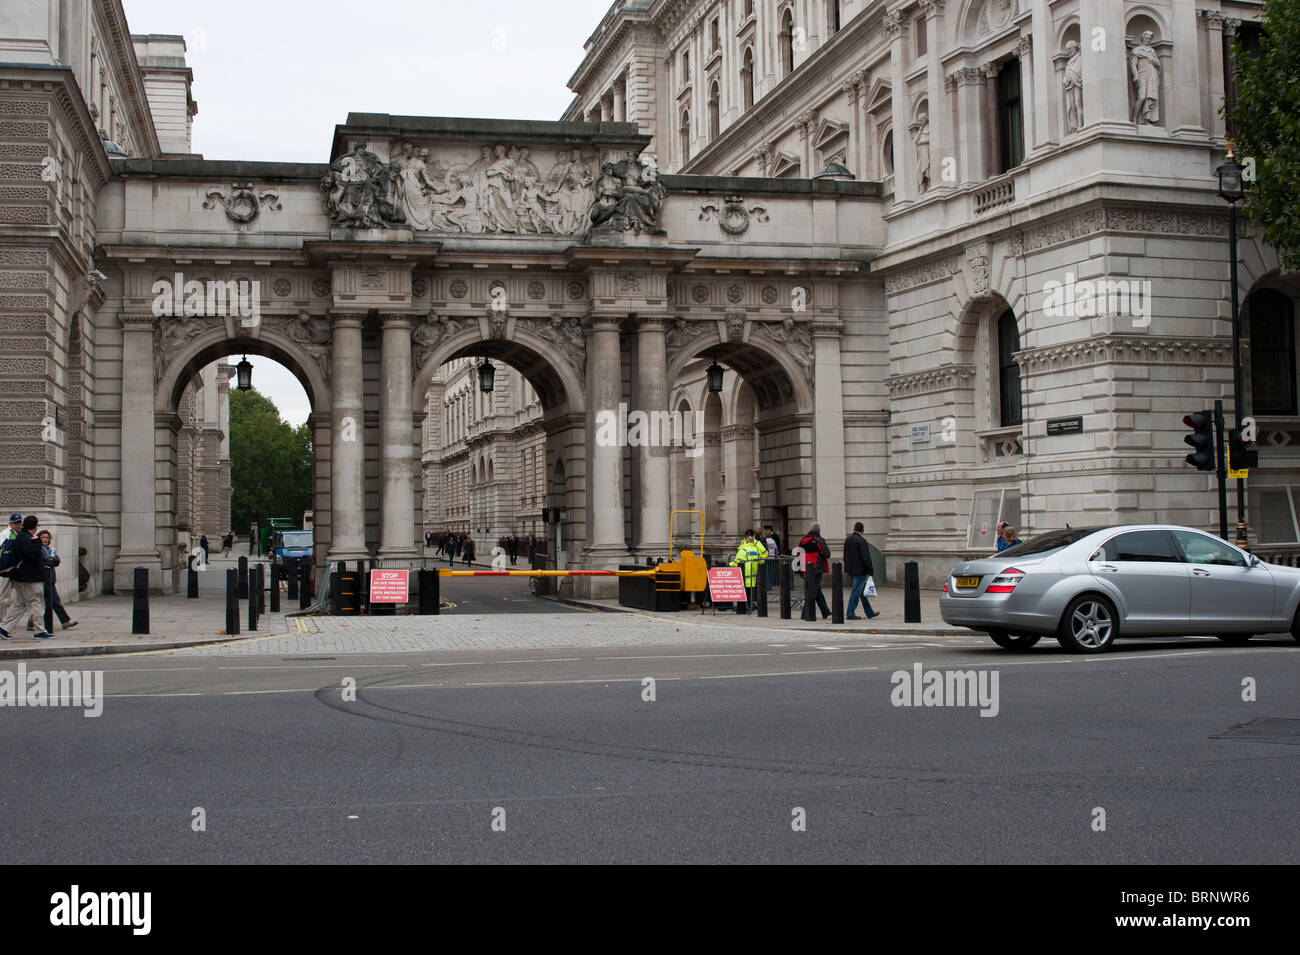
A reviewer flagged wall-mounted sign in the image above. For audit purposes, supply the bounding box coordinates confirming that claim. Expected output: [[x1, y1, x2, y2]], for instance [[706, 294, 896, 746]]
[[1047, 416, 1084, 436], [910, 424, 932, 445]]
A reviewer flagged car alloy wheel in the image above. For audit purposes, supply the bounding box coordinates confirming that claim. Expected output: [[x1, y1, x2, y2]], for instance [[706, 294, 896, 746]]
[[989, 629, 1041, 651], [1057, 596, 1117, 653]]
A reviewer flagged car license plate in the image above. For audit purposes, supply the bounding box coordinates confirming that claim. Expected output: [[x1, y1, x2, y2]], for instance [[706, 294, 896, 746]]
[[954, 576, 980, 588]]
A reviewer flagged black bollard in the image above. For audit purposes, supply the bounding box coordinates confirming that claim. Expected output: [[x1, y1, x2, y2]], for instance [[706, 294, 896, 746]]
[[269, 563, 280, 612], [300, 559, 311, 610], [831, 561, 844, 624], [904, 560, 922, 623], [131, 566, 149, 634], [248, 569, 259, 630], [238, 556, 248, 599], [43, 566, 55, 633], [418, 568, 440, 615], [757, 559, 769, 617], [255, 564, 265, 615], [226, 568, 239, 635], [187, 555, 199, 598], [287, 557, 299, 600], [779, 560, 792, 620]]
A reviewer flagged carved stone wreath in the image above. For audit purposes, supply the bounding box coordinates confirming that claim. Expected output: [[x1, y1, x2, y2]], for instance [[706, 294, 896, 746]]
[[272, 278, 291, 297], [761, 285, 779, 305], [203, 183, 281, 225], [312, 278, 330, 297], [726, 285, 743, 304], [412, 278, 428, 297], [699, 195, 770, 236], [566, 280, 587, 301], [691, 284, 709, 304], [449, 279, 468, 299]]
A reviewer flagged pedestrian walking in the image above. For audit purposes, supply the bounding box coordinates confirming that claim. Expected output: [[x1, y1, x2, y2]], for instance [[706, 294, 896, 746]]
[[728, 529, 768, 612], [222, 531, 233, 557], [843, 521, 879, 621], [763, 525, 779, 587], [508, 534, 518, 565], [996, 521, 1022, 552], [198, 534, 210, 568], [462, 535, 476, 567], [798, 523, 832, 622], [0, 515, 55, 640], [0, 513, 20, 622], [28, 530, 76, 630]]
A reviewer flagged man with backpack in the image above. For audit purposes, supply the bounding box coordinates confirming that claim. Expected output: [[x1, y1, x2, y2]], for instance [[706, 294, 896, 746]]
[[0, 513, 20, 622], [798, 523, 832, 622], [0, 515, 55, 640]]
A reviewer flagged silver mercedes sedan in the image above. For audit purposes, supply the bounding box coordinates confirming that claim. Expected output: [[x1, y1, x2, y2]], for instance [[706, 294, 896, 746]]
[[939, 525, 1300, 652]]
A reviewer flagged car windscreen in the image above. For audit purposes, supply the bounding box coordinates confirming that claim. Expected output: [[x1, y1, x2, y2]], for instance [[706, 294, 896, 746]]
[[996, 527, 1106, 557], [278, 532, 313, 547]]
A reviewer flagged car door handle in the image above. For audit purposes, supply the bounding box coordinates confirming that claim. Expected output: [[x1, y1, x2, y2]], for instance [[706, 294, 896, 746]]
[[1095, 564, 1119, 572], [1192, 569, 1212, 576]]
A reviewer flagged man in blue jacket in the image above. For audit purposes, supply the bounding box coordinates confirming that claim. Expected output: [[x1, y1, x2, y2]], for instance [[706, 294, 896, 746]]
[[0, 515, 55, 639]]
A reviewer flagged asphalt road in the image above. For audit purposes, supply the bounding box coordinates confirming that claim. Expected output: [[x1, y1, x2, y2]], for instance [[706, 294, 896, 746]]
[[1, 635, 1295, 863]]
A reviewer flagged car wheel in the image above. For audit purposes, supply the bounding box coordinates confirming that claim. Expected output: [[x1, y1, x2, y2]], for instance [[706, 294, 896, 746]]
[[1215, 633, 1253, 645], [989, 629, 1041, 651], [1056, 595, 1117, 653]]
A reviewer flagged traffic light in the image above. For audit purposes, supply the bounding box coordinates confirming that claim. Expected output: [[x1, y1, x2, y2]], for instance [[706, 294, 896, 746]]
[[1183, 410, 1215, 471], [1228, 428, 1259, 470]]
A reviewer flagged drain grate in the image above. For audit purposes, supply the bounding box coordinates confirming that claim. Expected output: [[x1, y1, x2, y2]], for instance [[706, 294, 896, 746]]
[[1212, 718, 1300, 745]]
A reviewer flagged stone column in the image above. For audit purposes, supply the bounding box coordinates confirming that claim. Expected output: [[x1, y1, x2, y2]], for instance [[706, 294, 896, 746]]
[[378, 312, 418, 560], [1015, 35, 1037, 156], [612, 82, 625, 122], [113, 315, 162, 592], [1029, 13, 1055, 148], [634, 315, 670, 559], [1199, 11, 1228, 141], [586, 316, 627, 567], [600, 95, 613, 121], [886, 11, 913, 201], [327, 313, 368, 562], [949, 68, 984, 183], [921, 0, 948, 188], [812, 319, 846, 541], [1080, 0, 1130, 128]]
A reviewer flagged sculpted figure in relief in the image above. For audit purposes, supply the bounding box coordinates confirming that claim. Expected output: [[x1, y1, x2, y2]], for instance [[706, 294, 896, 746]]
[[1129, 31, 1161, 125], [1063, 40, 1084, 133]]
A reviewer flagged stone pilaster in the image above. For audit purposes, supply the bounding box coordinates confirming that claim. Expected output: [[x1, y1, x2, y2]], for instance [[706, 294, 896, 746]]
[[634, 315, 671, 559], [1080, 0, 1131, 130], [885, 11, 913, 202], [812, 319, 846, 540], [327, 314, 368, 561], [378, 312, 418, 560], [113, 314, 162, 592], [586, 316, 628, 568]]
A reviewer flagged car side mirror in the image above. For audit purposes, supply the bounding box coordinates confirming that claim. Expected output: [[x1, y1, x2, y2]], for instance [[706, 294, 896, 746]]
[[1248, 554, 1261, 568]]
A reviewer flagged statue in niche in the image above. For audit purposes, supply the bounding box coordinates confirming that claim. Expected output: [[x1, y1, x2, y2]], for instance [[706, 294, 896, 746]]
[[910, 111, 931, 192], [1129, 31, 1161, 125], [1063, 40, 1083, 133]]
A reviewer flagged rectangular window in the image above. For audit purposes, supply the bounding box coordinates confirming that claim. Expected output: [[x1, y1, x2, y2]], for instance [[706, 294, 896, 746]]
[[998, 311, 1023, 427], [967, 487, 1021, 550], [1253, 487, 1299, 544], [1250, 294, 1297, 415], [997, 59, 1024, 173], [915, 16, 927, 57], [710, 18, 720, 52]]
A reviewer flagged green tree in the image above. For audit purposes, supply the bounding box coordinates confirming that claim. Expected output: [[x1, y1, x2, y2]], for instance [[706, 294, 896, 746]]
[[1228, 0, 1300, 269], [228, 388, 313, 536]]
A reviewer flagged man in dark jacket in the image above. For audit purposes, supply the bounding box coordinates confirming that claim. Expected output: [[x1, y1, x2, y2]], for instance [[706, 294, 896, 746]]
[[0, 515, 54, 639], [844, 521, 880, 620], [798, 523, 832, 621]]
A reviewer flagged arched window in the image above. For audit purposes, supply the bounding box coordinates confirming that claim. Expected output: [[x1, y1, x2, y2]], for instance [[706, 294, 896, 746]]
[[882, 130, 894, 176], [741, 47, 755, 110], [708, 81, 720, 140], [680, 109, 691, 164], [780, 8, 795, 77], [996, 58, 1025, 173], [997, 310, 1023, 427], [1250, 289, 1297, 415]]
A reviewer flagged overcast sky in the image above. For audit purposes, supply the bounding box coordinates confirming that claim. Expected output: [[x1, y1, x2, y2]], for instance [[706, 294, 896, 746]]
[[125, 0, 615, 424]]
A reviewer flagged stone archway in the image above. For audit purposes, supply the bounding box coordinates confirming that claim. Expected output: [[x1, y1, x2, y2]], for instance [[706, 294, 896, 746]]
[[130, 326, 332, 594]]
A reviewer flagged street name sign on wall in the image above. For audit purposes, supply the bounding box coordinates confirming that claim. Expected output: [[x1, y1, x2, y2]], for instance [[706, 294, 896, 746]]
[[1046, 416, 1084, 436], [707, 567, 747, 602], [369, 569, 410, 603]]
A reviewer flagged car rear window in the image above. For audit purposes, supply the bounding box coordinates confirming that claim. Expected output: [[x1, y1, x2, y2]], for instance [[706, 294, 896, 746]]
[[997, 527, 1106, 557]]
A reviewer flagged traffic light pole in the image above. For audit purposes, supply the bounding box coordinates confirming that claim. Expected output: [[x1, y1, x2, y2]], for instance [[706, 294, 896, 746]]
[[1214, 400, 1229, 541], [1228, 201, 1249, 550]]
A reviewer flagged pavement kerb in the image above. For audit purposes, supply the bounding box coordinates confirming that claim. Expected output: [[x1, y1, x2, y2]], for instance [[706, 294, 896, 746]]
[[0, 629, 300, 661], [554, 596, 956, 636]]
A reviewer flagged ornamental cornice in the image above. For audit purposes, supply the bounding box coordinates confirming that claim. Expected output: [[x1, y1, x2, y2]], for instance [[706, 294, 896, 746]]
[[917, 0, 946, 18], [882, 254, 962, 294], [944, 67, 984, 91], [1017, 336, 1233, 375], [886, 363, 977, 397]]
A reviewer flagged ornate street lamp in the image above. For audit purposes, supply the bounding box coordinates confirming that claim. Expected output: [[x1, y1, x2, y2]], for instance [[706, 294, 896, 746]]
[[235, 355, 253, 391], [1215, 144, 1249, 549], [706, 352, 725, 393], [478, 359, 495, 393]]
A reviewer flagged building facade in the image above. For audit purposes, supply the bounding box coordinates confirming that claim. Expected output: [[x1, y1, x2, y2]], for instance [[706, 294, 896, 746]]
[[1, 0, 1294, 602]]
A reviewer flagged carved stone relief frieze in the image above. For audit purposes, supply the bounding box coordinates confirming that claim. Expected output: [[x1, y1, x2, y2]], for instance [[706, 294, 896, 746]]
[[203, 183, 281, 225], [754, 317, 814, 379], [699, 195, 770, 235]]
